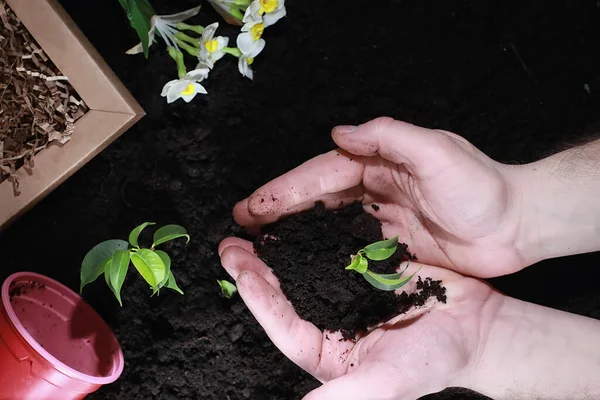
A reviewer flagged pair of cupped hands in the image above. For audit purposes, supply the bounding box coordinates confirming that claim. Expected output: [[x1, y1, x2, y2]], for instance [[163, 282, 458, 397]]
[[219, 117, 535, 399]]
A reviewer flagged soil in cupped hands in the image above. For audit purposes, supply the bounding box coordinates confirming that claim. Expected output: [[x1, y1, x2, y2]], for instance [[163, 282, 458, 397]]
[[254, 201, 447, 340]]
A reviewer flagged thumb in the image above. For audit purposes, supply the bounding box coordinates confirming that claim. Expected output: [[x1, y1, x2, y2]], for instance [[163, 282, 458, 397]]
[[332, 117, 467, 179]]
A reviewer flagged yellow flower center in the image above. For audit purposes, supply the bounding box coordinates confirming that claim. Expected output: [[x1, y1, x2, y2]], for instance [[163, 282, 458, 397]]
[[259, 0, 278, 14], [247, 57, 254, 65], [205, 39, 219, 53], [180, 83, 195, 96], [251, 23, 265, 41]]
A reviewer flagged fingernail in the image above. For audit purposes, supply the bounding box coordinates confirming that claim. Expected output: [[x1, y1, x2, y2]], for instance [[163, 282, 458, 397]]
[[335, 125, 358, 134]]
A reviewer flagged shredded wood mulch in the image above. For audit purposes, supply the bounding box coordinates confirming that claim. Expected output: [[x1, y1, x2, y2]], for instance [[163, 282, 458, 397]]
[[0, 0, 87, 193]]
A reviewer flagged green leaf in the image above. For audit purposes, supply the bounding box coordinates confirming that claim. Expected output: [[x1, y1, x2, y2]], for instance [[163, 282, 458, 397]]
[[127, 0, 152, 58], [81, 239, 129, 292], [104, 258, 120, 302], [130, 249, 166, 288], [363, 236, 399, 261], [165, 271, 184, 295], [135, 0, 156, 19], [217, 280, 237, 298], [104, 258, 114, 289], [152, 224, 190, 248], [109, 250, 130, 306], [363, 266, 422, 291], [345, 253, 368, 274], [128, 222, 155, 248], [154, 250, 171, 289]]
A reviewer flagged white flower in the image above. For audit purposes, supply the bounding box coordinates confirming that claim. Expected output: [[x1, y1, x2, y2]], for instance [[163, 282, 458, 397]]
[[236, 31, 265, 80], [238, 21, 266, 53], [161, 68, 209, 103], [243, 0, 286, 27], [126, 6, 202, 55], [198, 22, 229, 69]]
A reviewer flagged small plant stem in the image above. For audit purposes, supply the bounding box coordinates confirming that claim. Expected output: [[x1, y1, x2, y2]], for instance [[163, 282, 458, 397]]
[[229, 5, 244, 20], [174, 37, 200, 58], [175, 22, 205, 35], [234, 0, 251, 6], [175, 31, 200, 47], [222, 46, 242, 57], [168, 47, 188, 78]]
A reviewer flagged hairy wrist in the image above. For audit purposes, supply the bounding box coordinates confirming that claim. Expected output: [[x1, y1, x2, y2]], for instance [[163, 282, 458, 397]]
[[464, 296, 600, 399], [502, 142, 600, 266]]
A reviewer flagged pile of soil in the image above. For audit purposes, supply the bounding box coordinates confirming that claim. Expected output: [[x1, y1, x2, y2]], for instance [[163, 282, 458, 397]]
[[255, 202, 447, 339]]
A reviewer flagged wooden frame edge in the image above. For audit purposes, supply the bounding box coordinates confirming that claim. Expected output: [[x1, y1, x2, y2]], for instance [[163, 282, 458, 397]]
[[0, 111, 141, 232]]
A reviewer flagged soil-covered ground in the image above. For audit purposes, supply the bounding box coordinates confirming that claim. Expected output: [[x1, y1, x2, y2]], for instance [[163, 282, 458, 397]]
[[1, 0, 599, 399]]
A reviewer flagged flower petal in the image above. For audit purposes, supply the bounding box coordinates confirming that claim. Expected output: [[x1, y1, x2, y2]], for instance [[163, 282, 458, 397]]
[[126, 27, 157, 55], [166, 86, 183, 103], [158, 5, 202, 23], [161, 79, 179, 96], [202, 22, 219, 41], [236, 32, 257, 55], [248, 38, 266, 58], [238, 57, 254, 80], [242, 1, 263, 24], [212, 50, 226, 62], [192, 82, 208, 95], [264, 7, 286, 27], [216, 36, 229, 50], [185, 68, 210, 82], [198, 49, 215, 69], [196, 60, 213, 70]]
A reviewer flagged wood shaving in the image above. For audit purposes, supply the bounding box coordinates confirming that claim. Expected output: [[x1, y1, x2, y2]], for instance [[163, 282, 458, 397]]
[[0, 0, 87, 193]]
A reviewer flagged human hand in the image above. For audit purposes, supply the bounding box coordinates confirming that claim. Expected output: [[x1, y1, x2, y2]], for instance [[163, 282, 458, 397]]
[[218, 238, 600, 400], [234, 117, 528, 278]]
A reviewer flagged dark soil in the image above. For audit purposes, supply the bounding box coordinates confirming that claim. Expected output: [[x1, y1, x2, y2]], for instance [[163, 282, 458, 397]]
[[0, 0, 599, 399], [255, 201, 446, 339], [8, 280, 45, 298]]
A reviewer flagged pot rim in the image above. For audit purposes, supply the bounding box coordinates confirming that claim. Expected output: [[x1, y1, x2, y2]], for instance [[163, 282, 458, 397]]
[[1, 271, 124, 385]]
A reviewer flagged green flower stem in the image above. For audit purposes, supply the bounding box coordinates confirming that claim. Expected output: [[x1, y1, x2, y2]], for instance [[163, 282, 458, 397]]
[[229, 6, 244, 20], [175, 22, 205, 35], [234, 0, 251, 6], [175, 31, 200, 47], [222, 47, 242, 57], [168, 47, 188, 78], [174, 37, 200, 58]]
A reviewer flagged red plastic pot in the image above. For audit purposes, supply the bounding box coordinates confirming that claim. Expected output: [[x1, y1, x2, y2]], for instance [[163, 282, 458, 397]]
[[0, 272, 124, 399]]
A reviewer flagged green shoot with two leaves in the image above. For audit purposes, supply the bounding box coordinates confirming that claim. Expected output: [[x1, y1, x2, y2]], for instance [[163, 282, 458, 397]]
[[80, 222, 190, 306], [346, 236, 421, 291]]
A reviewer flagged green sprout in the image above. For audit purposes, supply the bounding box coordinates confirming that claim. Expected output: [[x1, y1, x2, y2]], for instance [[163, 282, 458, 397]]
[[346, 236, 421, 291], [217, 280, 237, 299], [80, 222, 190, 306]]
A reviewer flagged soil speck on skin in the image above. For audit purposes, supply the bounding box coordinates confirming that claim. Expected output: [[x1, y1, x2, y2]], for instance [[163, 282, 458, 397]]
[[254, 202, 445, 339], [371, 204, 380, 211]]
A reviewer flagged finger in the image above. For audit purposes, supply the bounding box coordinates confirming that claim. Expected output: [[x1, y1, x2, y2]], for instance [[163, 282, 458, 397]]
[[236, 270, 326, 378], [234, 186, 364, 227], [332, 117, 460, 178], [218, 237, 255, 257], [233, 150, 365, 226], [219, 245, 283, 294]]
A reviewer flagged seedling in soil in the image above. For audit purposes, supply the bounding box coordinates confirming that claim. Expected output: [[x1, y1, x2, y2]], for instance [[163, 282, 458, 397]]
[[80, 222, 190, 306], [217, 280, 237, 298], [346, 236, 421, 291]]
